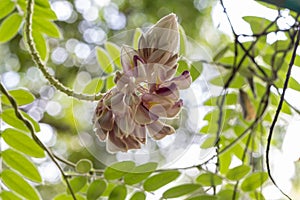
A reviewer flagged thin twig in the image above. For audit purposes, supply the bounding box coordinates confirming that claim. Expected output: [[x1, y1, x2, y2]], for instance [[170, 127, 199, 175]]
[[53, 153, 76, 168], [273, 85, 300, 115], [265, 27, 300, 200], [0, 82, 77, 200], [155, 155, 217, 172], [24, 0, 103, 101], [218, 85, 270, 156]]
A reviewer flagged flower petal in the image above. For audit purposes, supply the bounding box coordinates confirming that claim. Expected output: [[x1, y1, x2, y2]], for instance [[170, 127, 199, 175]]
[[168, 70, 192, 90], [148, 104, 167, 117], [155, 83, 179, 100], [134, 103, 158, 125], [121, 45, 139, 73], [166, 99, 183, 118], [122, 135, 141, 150], [147, 120, 175, 140], [97, 109, 114, 131], [110, 92, 126, 115], [132, 125, 146, 144], [165, 64, 177, 81], [115, 112, 135, 136], [95, 128, 108, 141], [116, 74, 136, 94], [147, 49, 172, 66], [142, 93, 173, 110], [107, 127, 127, 153], [141, 13, 179, 55]]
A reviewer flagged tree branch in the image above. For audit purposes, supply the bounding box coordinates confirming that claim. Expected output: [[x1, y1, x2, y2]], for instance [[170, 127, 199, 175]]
[[0, 82, 77, 200], [24, 0, 103, 101], [265, 27, 300, 200]]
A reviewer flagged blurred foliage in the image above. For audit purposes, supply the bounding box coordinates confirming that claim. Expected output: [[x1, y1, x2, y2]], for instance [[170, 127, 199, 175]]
[[1, 0, 300, 200]]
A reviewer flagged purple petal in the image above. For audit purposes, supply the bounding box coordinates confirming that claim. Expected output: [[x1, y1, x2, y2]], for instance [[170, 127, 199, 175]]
[[95, 128, 108, 141], [115, 113, 135, 136], [122, 135, 141, 150], [134, 103, 158, 125], [168, 70, 192, 90], [132, 125, 146, 144], [110, 92, 126, 115], [155, 83, 179, 100], [142, 14, 179, 55], [121, 45, 139, 73], [147, 120, 175, 140], [107, 127, 127, 153], [166, 99, 183, 118], [98, 109, 114, 131], [142, 93, 173, 110]]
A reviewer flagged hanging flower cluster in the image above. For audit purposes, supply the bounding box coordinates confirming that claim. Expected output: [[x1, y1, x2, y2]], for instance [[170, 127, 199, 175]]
[[93, 14, 192, 152]]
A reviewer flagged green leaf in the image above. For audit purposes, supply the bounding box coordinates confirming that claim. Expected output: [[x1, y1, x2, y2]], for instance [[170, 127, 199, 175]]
[[96, 47, 114, 74], [217, 189, 239, 200], [35, 0, 52, 8], [294, 55, 300, 67], [0, 12, 22, 43], [226, 165, 251, 181], [106, 75, 115, 90], [124, 162, 158, 185], [177, 60, 189, 75], [2, 128, 45, 158], [0, 191, 22, 200], [83, 78, 104, 94], [243, 16, 276, 33], [0, 0, 15, 20], [143, 171, 181, 191], [53, 194, 85, 200], [2, 89, 35, 106], [196, 172, 223, 186], [108, 185, 127, 200], [210, 74, 225, 87], [68, 177, 87, 193], [289, 77, 300, 91], [75, 159, 93, 174], [87, 179, 107, 200], [33, 18, 62, 38], [204, 93, 237, 106], [104, 161, 135, 180], [105, 42, 121, 69], [241, 172, 268, 191], [200, 135, 217, 148], [2, 108, 40, 133], [219, 151, 232, 174], [133, 28, 142, 49], [34, 6, 57, 20], [129, 191, 146, 200], [179, 25, 187, 55], [17, 0, 57, 19], [163, 184, 201, 198], [102, 183, 116, 197], [213, 45, 230, 61], [32, 30, 48, 61], [187, 195, 218, 200], [2, 149, 42, 183], [1, 170, 41, 200], [190, 61, 202, 81], [210, 73, 245, 88], [250, 191, 265, 200]]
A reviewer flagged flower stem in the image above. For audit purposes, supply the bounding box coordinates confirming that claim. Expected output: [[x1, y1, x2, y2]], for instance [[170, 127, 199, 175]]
[[24, 0, 102, 101]]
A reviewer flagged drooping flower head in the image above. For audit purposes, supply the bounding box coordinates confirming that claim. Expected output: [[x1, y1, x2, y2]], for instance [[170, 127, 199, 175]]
[[93, 13, 192, 153]]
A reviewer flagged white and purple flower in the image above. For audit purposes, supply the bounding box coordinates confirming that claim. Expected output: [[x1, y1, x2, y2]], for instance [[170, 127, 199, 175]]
[[93, 13, 192, 152]]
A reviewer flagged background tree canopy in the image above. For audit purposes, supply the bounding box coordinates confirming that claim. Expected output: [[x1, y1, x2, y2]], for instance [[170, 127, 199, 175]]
[[1, 0, 300, 199]]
